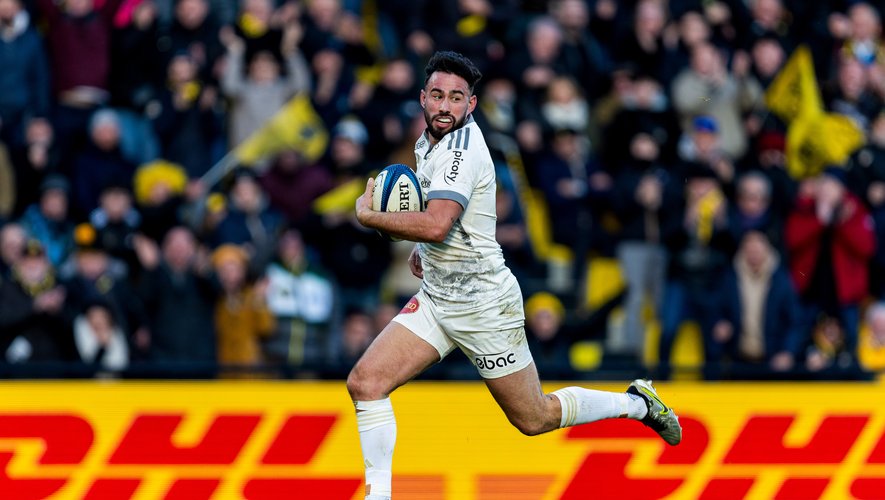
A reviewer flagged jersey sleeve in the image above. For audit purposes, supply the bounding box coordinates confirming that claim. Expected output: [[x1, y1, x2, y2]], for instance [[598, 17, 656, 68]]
[[426, 127, 480, 210]]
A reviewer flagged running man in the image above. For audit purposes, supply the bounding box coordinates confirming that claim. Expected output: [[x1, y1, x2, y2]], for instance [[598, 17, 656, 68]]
[[350, 51, 682, 500]]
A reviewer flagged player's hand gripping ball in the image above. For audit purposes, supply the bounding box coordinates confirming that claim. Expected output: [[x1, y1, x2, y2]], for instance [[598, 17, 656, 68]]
[[372, 164, 424, 241]]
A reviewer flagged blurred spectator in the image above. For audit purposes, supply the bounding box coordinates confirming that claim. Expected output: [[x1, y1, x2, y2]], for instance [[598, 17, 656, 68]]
[[211, 243, 274, 375], [525, 291, 573, 379], [0, 239, 77, 366], [155, 0, 224, 85], [89, 183, 141, 268], [331, 307, 374, 375], [850, 112, 885, 298], [786, 167, 876, 362], [672, 41, 763, 159], [263, 228, 335, 369], [151, 52, 223, 178], [219, 24, 310, 147], [61, 222, 149, 359], [805, 314, 857, 375], [534, 128, 612, 253], [540, 76, 590, 135], [615, 0, 677, 87], [209, 168, 284, 265], [36, 0, 122, 158], [741, 130, 797, 216], [825, 56, 882, 130], [0, 0, 51, 153], [19, 175, 74, 267], [747, 0, 795, 48], [611, 129, 679, 359], [495, 171, 539, 287], [259, 149, 334, 229], [132, 159, 188, 242], [548, 0, 610, 99], [678, 116, 736, 190], [0, 221, 26, 278], [69, 109, 138, 218], [722, 231, 804, 376], [72, 299, 130, 374], [136, 226, 217, 366], [602, 74, 681, 168], [659, 163, 735, 379], [671, 9, 712, 75], [728, 171, 785, 251], [355, 58, 420, 164], [109, 0, 163, 110], [829, 3, 884, 76], [312, 117, 391, 314], [750, 35, 787, 88], [859, 301, 885, 371]]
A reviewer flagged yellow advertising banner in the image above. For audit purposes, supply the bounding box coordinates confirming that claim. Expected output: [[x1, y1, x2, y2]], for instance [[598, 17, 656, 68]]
[[1, 381, 884, 500]]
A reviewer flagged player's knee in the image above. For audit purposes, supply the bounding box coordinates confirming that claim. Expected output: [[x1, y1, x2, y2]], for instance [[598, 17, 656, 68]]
[[346, 366, 384, 401], [510, 415, 549, 437]]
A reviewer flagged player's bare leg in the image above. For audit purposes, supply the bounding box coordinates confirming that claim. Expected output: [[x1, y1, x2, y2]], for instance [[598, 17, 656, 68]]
[[484, 363, 682, 444], [346, 322, 441, 500]]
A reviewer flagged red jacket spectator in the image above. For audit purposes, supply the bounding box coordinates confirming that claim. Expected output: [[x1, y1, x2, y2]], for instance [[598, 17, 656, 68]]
[[786, 189, 876, 305]]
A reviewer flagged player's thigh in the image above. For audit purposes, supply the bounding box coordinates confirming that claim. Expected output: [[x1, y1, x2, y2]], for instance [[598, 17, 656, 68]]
[[348, 321, 441, 399], [483, 362, 560, 434]]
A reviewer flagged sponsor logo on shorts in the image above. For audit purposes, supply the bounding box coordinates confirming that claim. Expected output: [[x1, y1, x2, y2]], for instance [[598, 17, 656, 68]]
[[400, 297, 419, 314], [474, 351, 517, 371], [445, 150, 462, 185]]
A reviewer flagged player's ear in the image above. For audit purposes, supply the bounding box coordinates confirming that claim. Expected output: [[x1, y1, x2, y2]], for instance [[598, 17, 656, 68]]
[[467, 94, 477, 114], [420, 89, 426, 108]]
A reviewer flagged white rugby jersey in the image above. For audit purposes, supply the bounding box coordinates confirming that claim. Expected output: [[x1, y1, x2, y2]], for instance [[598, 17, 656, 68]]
[[413, 115, 518, 305]]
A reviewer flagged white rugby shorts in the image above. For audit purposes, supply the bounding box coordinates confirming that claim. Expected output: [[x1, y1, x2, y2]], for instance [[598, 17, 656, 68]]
[[391, 283, 533, 379]]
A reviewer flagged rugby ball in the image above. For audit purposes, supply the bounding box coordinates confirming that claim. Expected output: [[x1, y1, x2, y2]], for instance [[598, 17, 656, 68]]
[[372, 164, 424, 213]]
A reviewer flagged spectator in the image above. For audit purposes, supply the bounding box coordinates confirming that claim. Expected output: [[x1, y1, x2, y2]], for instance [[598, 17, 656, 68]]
[[211, 243, 274, 376], [859, 302, 885, 372], [825, 56, 882, 130], [132, 159, 188, 242], [678, 116, 737, 190], [672, 41, 763, 160], [659, 163, 735, 379], [548, 0, 610, 99], [0, 239, 77, 367], [829, 3, 884, 74], [109, 0, 163, 110], [525, 291, 574, 379], [36, 0, 123, 157], [89, 183, 141, 268], [136, 226, 217, 369], [615, 0, 677, 87], [263, 228, 335, 369], [0, 221, 26, 278], [611, 129, 679, 359], [62, 222, 149, 359], [540, 76, 590, 135], [19, 175, 75, 267], [259, 149, 334, 229], [804, 314, 858, 376], [786, 167, 876, 363], [728, 171, 785, 251], [0, 0, 51, 154], [72, 299, 129, 374], [850, 112, 885, 298], [219, 24, 310, 147], [355, 58, 420, 164], [151, 52, 223, 178], [209, 168, 284, 265], [750, 35, 787, 88], [331, 307, 374, 375], [155, 0, 223, 85], [69, 109, 138, 218], [722, 231, 804, 376]]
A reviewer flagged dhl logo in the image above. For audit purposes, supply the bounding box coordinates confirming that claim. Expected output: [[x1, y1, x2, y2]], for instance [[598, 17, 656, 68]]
[[1, 382, 885, 499]]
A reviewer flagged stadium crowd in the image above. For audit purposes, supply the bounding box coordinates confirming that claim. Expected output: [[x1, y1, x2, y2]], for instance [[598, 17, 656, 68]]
[[1, 0, 885, 380]]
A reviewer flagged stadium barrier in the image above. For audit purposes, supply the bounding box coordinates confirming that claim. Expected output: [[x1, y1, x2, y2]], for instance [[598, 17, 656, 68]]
[[1, 380, 884, 499]]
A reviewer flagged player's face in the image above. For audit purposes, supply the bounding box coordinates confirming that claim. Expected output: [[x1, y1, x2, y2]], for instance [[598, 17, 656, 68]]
[[421, 71, 477, 142]]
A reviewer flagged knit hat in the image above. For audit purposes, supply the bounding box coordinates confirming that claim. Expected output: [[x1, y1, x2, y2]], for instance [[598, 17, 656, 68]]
[[211, 244, 249, 268]]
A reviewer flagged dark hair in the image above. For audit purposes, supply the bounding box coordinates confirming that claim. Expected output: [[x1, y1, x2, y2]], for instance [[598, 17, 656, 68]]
[[424, 51, 483, 94]]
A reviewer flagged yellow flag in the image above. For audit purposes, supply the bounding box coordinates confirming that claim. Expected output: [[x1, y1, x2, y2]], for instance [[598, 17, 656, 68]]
[[312, 178, 365, 215], [786, 112, 865, 179], [234, 93, 329, 165], [765, 46, 823, 124]]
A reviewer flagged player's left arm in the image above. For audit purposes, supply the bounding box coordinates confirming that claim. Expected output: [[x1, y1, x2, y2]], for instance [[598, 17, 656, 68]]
[[355, 178, 463, 243]]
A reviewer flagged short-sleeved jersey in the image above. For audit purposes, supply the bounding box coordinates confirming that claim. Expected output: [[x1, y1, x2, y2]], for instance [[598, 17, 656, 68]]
[[413, 115, 517, 306]]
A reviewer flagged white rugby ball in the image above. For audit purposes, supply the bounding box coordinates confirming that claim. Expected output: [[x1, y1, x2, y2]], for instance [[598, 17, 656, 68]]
[[372, 164, 424, 213]]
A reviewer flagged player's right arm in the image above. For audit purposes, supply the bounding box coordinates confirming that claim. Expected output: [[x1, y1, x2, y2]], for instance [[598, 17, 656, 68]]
[[354, 178, 463, 243]]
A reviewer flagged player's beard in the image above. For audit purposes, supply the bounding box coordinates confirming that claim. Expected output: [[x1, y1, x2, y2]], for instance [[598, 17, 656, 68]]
[[424, 108, 467, 141]]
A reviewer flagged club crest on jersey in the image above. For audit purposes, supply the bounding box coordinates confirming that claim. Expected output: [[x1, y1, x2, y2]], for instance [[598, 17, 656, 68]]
[[445, 150, 463, 185], [400, 296, 420, 314]]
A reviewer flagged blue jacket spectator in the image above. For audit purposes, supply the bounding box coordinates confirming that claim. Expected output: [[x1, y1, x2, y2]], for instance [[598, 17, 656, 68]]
[[20, 175, 74, 267]]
